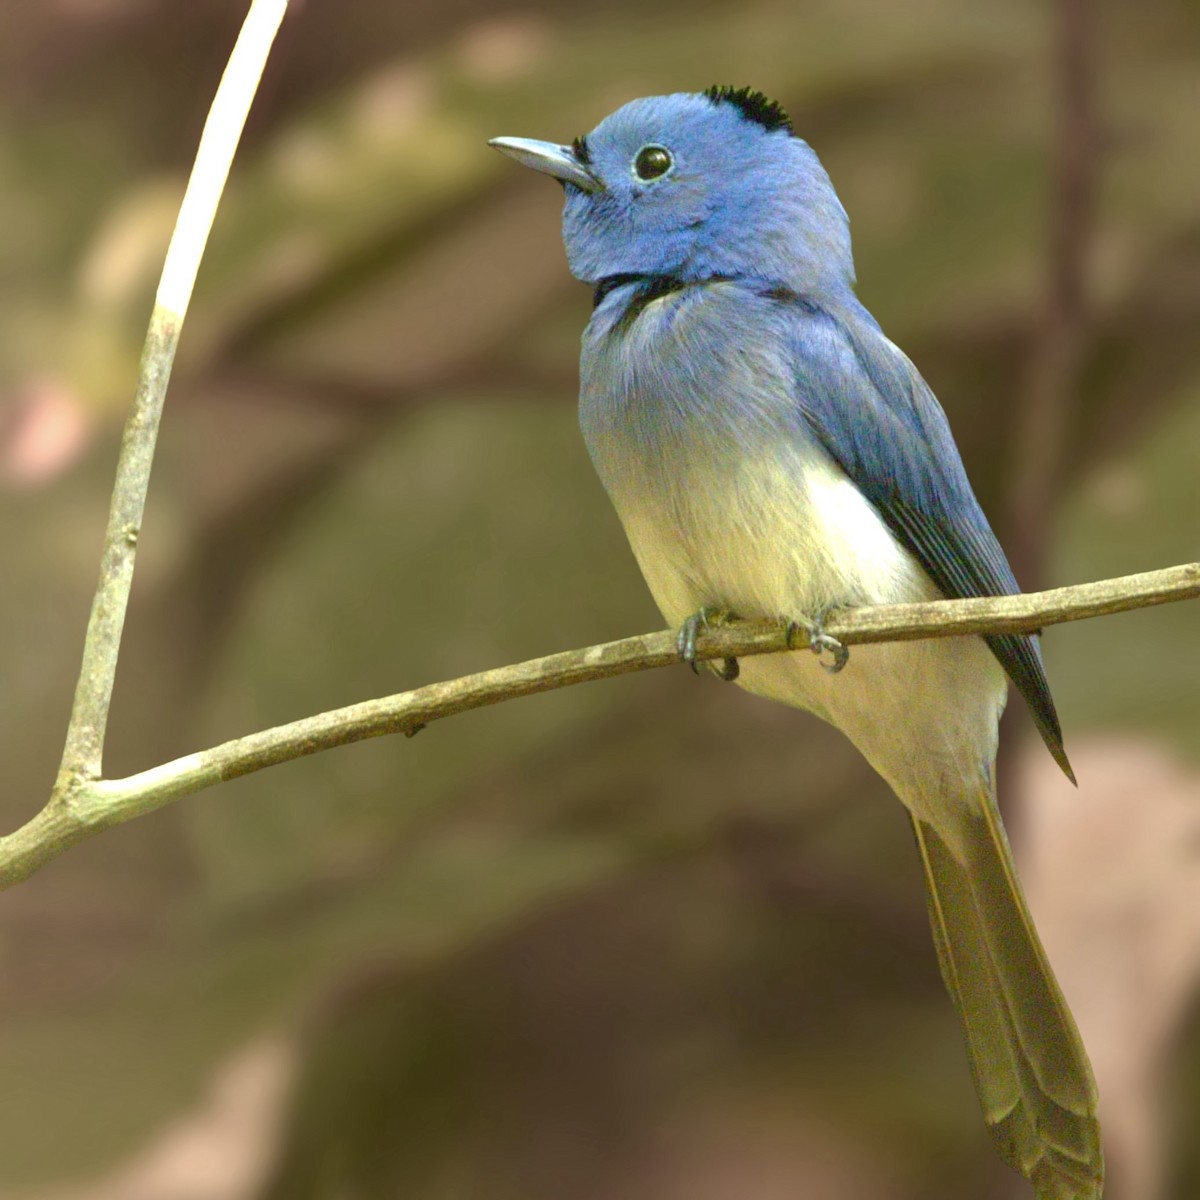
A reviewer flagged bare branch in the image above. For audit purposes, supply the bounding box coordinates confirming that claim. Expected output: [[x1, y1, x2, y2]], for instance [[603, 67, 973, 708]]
[[4, 562, 1195, 889], [55, 0, 288, 788]]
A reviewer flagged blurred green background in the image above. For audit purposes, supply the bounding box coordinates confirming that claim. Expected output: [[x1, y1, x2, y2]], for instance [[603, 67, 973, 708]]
[[1, 1, 1198, 1198]]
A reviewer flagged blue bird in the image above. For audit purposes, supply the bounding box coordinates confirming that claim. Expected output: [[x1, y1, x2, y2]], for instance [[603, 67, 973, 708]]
[[491, 86, 1102, 1199]]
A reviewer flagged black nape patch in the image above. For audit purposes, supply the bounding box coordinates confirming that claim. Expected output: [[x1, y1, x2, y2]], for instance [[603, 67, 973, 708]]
[[571, 135, 591, 165], [702, 85, 794, 135]]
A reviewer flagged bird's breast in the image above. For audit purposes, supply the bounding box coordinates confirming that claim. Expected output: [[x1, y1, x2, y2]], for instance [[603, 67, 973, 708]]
[[578, 282, 931, 627]]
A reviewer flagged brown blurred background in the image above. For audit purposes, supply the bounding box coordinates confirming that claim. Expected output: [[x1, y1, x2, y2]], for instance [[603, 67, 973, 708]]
[[1, 1, 1199, 1198]]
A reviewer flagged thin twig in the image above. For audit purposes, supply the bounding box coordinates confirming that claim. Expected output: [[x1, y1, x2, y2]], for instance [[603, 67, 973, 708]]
[[54, 0, 288, 790], [4, 562, 1196, 889]]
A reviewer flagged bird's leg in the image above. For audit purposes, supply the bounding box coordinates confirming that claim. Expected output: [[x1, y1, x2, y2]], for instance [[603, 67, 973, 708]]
[[786, 614, 849, 675], [676, 607, 739, 681]]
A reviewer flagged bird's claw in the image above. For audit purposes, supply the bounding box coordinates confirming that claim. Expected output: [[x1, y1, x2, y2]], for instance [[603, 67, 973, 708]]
[[812, 632, 849, 674], [677, 608, 740, 681], [787, 619, 849, 675]]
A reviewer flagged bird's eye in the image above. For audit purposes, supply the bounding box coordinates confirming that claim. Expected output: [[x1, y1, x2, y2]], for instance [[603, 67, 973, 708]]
[[633, 145, 673, 181]]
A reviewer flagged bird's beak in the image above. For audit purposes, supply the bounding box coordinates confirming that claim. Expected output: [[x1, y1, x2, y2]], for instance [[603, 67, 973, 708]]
[[488, 136, 604, 193]]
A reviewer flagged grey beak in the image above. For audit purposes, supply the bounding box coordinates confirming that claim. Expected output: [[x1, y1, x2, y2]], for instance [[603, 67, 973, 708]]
[[488, 136, 604, 193]]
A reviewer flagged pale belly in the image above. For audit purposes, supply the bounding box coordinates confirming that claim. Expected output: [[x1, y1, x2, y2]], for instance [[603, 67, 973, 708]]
[[601, 431, 1007, 821]]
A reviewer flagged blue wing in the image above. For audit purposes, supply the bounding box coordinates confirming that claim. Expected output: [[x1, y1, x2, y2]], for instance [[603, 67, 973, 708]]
[[777, 290, 1072, 780]]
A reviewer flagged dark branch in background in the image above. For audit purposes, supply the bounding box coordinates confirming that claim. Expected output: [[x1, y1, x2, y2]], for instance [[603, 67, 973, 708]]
[[207, 359, 580, 417], [1008, 0, 1096, 579], [999, 0, 1097, 834], [3, 563, 1197, 889], [222, 182, 509, 361]]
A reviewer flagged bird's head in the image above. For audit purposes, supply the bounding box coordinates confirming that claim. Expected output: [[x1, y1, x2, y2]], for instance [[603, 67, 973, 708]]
[[490, 86, 854, 293]]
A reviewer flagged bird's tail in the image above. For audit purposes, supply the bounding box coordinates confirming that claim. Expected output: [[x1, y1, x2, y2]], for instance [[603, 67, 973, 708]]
[[911, 793, 1103, 1199]]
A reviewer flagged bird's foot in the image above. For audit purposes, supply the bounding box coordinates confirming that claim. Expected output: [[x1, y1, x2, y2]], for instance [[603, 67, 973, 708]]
[[677, 608, 739, 682], [786, 616, 849, 674]]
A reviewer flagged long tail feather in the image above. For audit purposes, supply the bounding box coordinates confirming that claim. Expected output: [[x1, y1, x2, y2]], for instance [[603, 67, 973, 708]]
[[911, 796, 1103, 1199]]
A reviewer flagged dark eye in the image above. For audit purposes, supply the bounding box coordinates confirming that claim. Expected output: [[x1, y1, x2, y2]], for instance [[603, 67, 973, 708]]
[[633, 145, 672, 181]]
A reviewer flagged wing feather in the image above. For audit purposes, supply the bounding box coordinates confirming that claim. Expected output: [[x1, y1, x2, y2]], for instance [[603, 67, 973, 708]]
[[781, 293, 1072, 779]]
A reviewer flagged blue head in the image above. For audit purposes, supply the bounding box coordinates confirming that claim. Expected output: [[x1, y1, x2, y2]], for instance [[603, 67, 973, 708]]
[[491, 87, 854, 293]]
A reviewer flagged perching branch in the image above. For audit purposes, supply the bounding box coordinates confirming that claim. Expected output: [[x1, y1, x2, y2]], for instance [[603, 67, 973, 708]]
[[4, 562, 1196, 889], [55, 0, 288, 790]]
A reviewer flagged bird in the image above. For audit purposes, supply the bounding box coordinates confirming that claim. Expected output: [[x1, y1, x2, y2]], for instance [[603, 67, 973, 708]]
[[489, 86, 1103, 1199]]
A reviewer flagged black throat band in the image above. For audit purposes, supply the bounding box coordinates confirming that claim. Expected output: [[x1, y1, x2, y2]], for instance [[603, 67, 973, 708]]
[[592, 273, 689, 309]]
